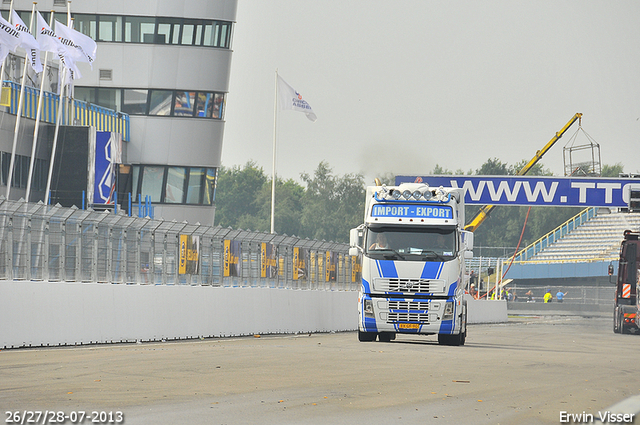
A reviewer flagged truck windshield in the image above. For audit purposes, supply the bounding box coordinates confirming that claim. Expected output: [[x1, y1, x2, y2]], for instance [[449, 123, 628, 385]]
[[365, 226, 457, 261]]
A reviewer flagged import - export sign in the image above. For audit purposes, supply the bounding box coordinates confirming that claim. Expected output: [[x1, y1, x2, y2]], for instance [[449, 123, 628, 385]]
[[395, 175, 640, 208]]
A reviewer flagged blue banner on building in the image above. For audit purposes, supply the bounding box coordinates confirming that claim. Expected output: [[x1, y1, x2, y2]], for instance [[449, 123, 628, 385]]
[[395, 175, 640, 207], [93, 131, 122, 205]]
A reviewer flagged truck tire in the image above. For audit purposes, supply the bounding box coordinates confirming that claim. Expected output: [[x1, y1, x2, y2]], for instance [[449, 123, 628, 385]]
[[358, 330, 377, 342], [378, 332, 396, 342], [438, 330, 465, 346], [438, 333, 457, 345], [621, 318, 629, 334], [618, 307, 634, 334], [438, 309, 467, 346]]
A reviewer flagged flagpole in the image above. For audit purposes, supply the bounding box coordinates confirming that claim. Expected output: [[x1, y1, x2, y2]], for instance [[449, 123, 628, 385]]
[[45, 2, 75, 205], [26, 9, 53, 202], [44, 64, 67, 205], [270, 69, 278, 234], [0, 0, 14, 85], [6, 2, 37, 199], [67, 1, 74, 125]]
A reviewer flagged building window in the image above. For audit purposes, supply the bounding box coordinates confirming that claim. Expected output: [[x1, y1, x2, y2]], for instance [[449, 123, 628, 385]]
[[140, 166, 165, 202], [149, 90, 173, 116], [173, 91, 196, 117], [122, 89, 148, 115], [76, 86, 226, 119], [203, 168, 217, 205], [75, 87, 97, 105], [124, 16, 156, 43], [98, 15, 123, 42], [97, 88, 120, 111], [186, 167, 204, 203], [215, 22, 231, 48], [164, 166, 186, 203], [67, 13, 232, 49], [181, 21, 197, 45], [132, 165, 217, 205], [74, 14, 97, 39], [156, 17, 182, 45]]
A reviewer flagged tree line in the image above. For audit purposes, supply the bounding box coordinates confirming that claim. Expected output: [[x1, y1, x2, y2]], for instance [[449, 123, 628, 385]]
[[214, 159, 625, 251], [214, 161, 364, 244]]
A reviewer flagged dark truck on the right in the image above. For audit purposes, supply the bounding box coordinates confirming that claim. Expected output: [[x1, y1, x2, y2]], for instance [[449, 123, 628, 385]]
[[613, 230, 640, 334]]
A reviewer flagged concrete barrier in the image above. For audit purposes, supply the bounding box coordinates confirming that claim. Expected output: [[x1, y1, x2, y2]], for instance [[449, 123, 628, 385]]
[[0, 282, 508, 348], [465, 295, 508, 324], [0, 281, 359, 349]]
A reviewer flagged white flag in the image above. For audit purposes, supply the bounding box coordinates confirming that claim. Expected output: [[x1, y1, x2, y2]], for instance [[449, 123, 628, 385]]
[[0, 15, 21, 63], [36, 12, 64, 53], [277, 75, 317, 122], [11, 11, 42, 73], [54, 20, 96, 67], [35, 13, 81, 80], [58, 52, 81, 80]]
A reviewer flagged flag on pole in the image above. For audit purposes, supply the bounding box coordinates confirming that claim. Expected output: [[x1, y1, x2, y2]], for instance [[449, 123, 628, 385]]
[[54, 20, 97, 67], [277, 75, 317, 122], [36, 11, 62, 53], [35, 12, 81, 80], [0, 15, 22, 63], [11, 11, 43, 73]]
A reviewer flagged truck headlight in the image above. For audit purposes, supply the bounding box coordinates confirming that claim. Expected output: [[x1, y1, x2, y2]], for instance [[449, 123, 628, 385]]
[[363, 299, 374, 318], [443, 302, 454, 320]]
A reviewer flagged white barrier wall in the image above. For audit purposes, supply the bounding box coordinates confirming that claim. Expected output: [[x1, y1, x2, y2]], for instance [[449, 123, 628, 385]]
[[465, 295, 508, 324], [0, 283, 507, 349], [0, 281, 359, 349]]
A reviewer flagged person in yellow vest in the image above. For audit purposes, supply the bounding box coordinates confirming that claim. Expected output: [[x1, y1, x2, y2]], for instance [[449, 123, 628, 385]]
[[543, 291, 553, 303]]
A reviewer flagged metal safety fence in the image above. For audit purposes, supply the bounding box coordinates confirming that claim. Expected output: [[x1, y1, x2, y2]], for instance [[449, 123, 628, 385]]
[[0, 198, 358, 290]]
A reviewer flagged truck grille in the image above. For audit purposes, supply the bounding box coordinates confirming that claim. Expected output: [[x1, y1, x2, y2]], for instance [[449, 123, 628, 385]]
[[376, 278, 445, 293], [387, 312, 429, 323], [388, 300, 430, 311]]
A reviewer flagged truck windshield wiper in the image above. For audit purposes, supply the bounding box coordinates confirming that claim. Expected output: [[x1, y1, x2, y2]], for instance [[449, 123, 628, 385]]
[[368, 248, 404, 260], [419, 250, 445, 261]]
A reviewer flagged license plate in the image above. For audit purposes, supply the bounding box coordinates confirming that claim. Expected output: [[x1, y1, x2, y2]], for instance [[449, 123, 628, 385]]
[[398, 323, 420, 329]]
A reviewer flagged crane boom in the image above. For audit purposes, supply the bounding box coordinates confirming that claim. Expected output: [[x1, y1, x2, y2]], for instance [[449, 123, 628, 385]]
[[464, 113, 583, 232]]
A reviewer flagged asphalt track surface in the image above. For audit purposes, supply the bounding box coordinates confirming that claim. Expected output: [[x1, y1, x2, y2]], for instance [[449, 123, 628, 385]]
[[2, 313, 639, 425]]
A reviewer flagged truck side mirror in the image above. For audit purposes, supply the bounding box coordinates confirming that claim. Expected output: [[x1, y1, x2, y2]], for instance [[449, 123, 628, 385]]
[[350, 225, 364, 254], [608, 263, 614, 284], [461, 230, 474, 251]]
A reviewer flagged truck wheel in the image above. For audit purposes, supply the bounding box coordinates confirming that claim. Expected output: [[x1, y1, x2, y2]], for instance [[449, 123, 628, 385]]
[[358, 330, 377, 342], [438, 332, 463, 346], [378, 332, 395, 342], [618, 308, 631, 334], [460, 309, 467, 346]]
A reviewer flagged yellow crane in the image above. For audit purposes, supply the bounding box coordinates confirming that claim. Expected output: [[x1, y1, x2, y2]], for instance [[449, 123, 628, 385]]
[[463, 112, 583, 232]]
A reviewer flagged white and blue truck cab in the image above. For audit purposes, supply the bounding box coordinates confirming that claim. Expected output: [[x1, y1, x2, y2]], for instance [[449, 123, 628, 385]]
[[349, 182, 473, 345]]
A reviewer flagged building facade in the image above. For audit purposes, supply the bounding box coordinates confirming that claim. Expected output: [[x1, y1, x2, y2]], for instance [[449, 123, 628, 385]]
[[0, 0, 237, 225]]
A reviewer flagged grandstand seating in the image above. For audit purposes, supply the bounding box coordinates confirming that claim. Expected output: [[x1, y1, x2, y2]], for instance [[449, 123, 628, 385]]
[[529, 209, 640, 262]]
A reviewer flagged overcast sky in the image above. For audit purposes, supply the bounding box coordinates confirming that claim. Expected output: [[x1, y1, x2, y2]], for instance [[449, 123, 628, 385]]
[[222, 1, 640, 184]]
